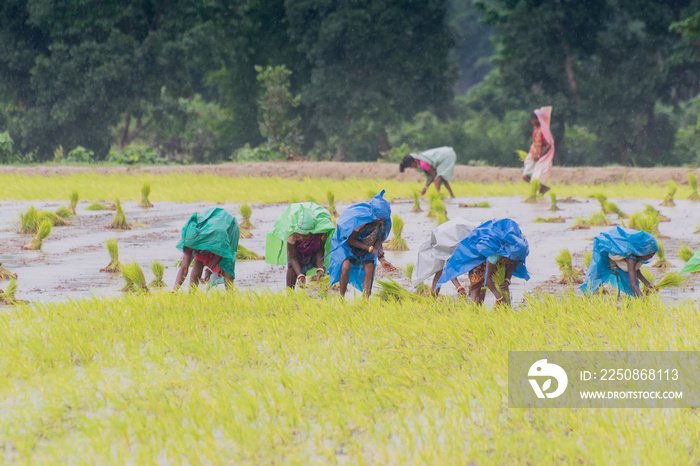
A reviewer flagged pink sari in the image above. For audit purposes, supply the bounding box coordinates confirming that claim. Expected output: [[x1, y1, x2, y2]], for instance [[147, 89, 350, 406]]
[[525, 106, 555, 183]]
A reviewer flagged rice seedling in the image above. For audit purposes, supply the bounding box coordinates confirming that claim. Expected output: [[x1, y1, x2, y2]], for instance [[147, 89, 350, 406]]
[[652, 242, 672, 268], [411, 191, 422, 213], [533, 217, 565, 223], [654, 271, 687, 290], [583, 211, 612, 227], [516, 149, 528, 161], [326, 190, 338, 216], [644, 204, 670, 222], [555, 248, 583, 284], [366, 189, 376, 199], [121, 261, 149, 293], [426, 194, 446, 221], [18, 206, 39, 234], [569, 218, 591, 230], [549, 192, 560, 211], [100, 239, 121, 273], [687, 172, 699, 202], [140, 182, 153, 208], [107, 199, 131, 230], [695, 222, 700, 234], [678, 243, 694, 262], [22, 220, 52, 250], [237, 244, 263, 260], [85, 202, 106, 210], [660, 180, 676, 207], [385, 215, 408, 251], [628, 208, 660, 236], [38, 210, 71, 227], [149, 261, 166, 288], [0, 263, 18, 280], [239, 203, 255, 229], [70, 190, 79, 214], [523, 179, 540, 203], [458, 202, 491, 208], [0, 280, 20, 305], [239, 228, 253, 239], [55, 206, 73, 218], [437, 211, 448, 225], [376, 278, 428, 302], [583, 250, 593, 269], [604, 201, 627, 219], [592, 192, 608, 212]]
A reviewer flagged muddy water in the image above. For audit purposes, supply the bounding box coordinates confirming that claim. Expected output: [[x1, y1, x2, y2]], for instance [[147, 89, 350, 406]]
[[1, 197, 698, 305]]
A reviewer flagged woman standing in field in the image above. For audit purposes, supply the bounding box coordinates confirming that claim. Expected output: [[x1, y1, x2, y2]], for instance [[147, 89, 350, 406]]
[[399, 146, 457, 198], [265, 202, 335, 289], [436, 219, 530, 306], [522, 106, 555, 195], [330, 190, 396, 298], [173, 207, 240, 291], [412, 217, 477, 296], [581, 226, 658, 298]]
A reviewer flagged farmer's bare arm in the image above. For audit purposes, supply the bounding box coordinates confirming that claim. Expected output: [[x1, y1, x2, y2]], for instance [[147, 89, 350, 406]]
[[422, 167, 437, 195], [484, 261, 503, 301], [626, 259, 645, 297], [173, 249, 193, 290]]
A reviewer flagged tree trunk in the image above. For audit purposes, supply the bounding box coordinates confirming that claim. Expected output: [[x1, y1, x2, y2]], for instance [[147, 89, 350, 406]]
[[333, 143, 346, 161], [378, 129, 391, 152], [117, 112, 132, 151], [563, 43, 581, 104]]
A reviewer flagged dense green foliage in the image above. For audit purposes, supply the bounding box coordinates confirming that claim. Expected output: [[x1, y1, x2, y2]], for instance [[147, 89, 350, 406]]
[[1, 0, 700, 165]]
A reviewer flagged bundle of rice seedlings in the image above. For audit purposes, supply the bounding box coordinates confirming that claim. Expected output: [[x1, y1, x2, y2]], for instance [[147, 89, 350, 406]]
[[239, 203, 255, 229], [583, 251, 593, 270], [411, 191, 422, 213], [652, 242, 672, 268], [585, 211, 612, 226], [22, 220, 52, 250], [533, 217, 565, 223], [237, 244, 263, 260], [38, 210, 71, 227], [318, 275, 330, 297], [107, 199, 131, 230], [604, 201, 627, 219], [85, 203, 106, 211], [437, 212, 449, 225], [592, 193, 608, 212], [458, 202, 491, 208], [654, 272, 687, 290], [121, 261, 149, 293], [555, 248, 583, 284], [0, 264, 18, 280], [415, 283, 432, 296], [644, 204, 669, 222], [376, 278, 428, 303], [492, 263, 510, 305], [549, 193, 560, 212], [679, 243, 694, 262], [0, 280, 19, 305], [70, 190, 79, 215], [100, 239, 121, 273], [427, 194, 446, 220], [568, 218, 591, 230], [55, 206, 73, 218], [149, 261, 166, 288], [327, 190, 338, 216], [688, 172, 700, 202], [19, 206, 39, 234], [660, 180, 677, 207], [239, 228, 253, 239], [140, 182, 153, 208], [523, 179, 540, 204], [385, 215, 408, 250], [628, 210, 660, 236], [516, 150, 528, 161]]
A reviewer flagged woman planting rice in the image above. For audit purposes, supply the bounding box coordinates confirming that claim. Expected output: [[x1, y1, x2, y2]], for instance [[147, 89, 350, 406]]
[[265, 202, 335, 289], [436, 219, 530, 306], [399, 147, 457, 198], [412, 217, 478, 296], [173, 207, 240, 291], [522, 107, 555, 195], [330, 190, 396, 298], [580, 226, 658, 298]]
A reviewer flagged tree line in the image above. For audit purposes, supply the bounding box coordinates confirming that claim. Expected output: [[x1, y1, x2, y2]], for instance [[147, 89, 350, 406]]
[[1, 0, 700, 167]]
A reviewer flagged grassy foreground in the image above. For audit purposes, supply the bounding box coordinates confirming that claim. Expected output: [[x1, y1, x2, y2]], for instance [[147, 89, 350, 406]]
[[0, 172, 681, 203], [1, 291, 698, 464]]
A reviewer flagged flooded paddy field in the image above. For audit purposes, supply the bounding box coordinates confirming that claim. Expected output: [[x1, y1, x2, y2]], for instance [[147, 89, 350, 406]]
[[1, 195, 699, 305]]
